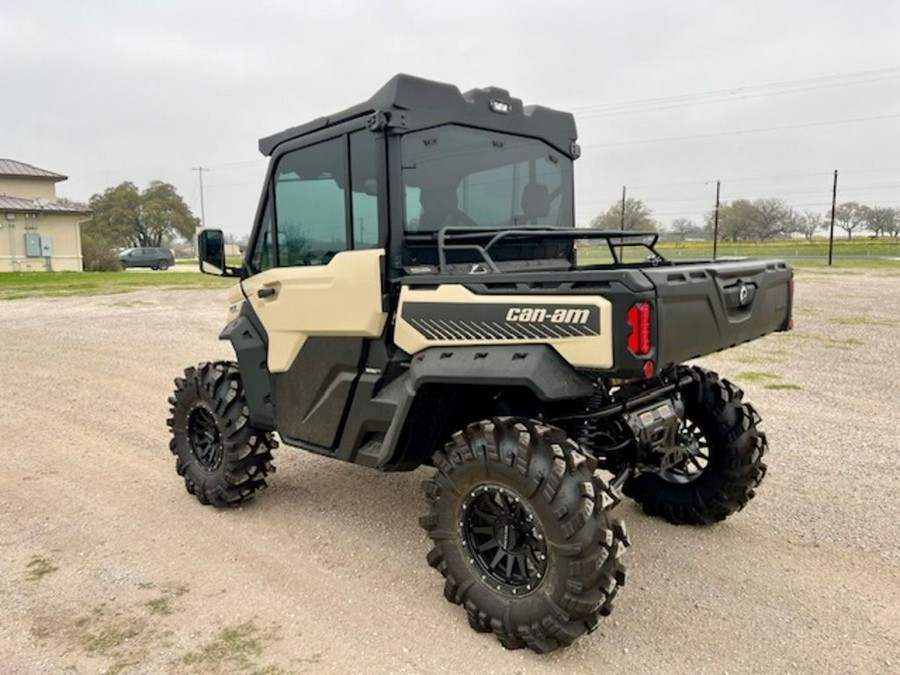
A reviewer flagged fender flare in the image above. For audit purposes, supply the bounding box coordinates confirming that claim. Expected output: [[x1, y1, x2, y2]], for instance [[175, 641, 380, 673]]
[[368, 345, 593, 469], [219, 314, 276, 429]]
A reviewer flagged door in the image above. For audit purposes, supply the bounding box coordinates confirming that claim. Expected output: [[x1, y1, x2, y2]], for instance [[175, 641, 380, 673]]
[[242, 132, 387, 449]]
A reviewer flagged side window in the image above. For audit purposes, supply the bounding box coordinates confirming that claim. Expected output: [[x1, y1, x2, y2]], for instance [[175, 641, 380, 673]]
[[274, 137, 348, 266], [250, 199, 275, 273], [349, 131, 379, 249]]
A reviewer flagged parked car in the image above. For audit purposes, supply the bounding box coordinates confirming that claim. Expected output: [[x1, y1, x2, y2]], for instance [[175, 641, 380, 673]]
[[119, 247, 175, 270]]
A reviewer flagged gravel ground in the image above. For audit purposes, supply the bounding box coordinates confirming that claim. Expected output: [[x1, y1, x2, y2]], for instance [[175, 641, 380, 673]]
[[1, 269, 898, 674]]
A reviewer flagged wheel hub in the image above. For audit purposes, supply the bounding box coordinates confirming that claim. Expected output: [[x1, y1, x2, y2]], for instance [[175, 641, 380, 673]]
[[494, 518, 523, 552], [657, 420, 709, 484], [187, 405, 223, 470], [460, 484, 548, 596]]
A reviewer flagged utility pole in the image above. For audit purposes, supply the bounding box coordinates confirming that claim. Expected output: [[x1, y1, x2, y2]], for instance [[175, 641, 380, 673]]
[[713, 180, 721, 260], [620, 185, 627, 230], [192, 166, 209, 228], [828, 170, 838, 266]]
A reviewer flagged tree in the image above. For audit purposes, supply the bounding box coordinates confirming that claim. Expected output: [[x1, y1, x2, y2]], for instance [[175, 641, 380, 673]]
[[833, 202, 864, 240], [859, 206, 899, 238], [669, 217, 704, 240], [709, 199, 758, 242], [792, 211, 823, 241], [708, 198, 790, 242], [84, 181, 199, 248], [753, 198, 791, 240], [589, 198, 657, 231]]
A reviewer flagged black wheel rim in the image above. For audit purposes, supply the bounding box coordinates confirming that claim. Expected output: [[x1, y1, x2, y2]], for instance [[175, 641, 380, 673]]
[[460, 484, 548, 596], [187, 405, 223, 470], [658, 419, 709, 484]]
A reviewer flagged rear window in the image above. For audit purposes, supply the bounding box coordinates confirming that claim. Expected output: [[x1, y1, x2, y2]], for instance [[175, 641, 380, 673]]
[[401, 125, 574, 232]]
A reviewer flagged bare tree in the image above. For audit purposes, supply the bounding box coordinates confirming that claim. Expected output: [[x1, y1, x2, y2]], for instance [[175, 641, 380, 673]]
[[753, 198, 792, 240], [834, 202, 864, 240], [708, 199, 789, 242], [670, 217, 703, 240], [859, 206, 899, 238], [793, 211, 823, 241]]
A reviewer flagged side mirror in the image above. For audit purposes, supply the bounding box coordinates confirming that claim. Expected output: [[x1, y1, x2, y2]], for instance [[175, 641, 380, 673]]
[[198, 229, 241, 277]]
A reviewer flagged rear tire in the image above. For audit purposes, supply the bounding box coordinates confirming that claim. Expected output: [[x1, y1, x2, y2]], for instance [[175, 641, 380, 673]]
[[421, 417, 628, 653], [167, 361, 277, 507], [624, 366, 768, 525], [158, 260, 170, 270]]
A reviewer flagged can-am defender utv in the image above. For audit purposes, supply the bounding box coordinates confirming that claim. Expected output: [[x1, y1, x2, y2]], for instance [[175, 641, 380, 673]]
[[168, 74, 792, 653]]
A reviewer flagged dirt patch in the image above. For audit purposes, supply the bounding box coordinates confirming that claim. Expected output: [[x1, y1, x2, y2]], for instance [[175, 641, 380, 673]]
[[1, 276, 898, 673]]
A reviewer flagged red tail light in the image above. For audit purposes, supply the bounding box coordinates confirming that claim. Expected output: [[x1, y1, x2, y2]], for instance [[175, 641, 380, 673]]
[[627, 302, 652, 356]]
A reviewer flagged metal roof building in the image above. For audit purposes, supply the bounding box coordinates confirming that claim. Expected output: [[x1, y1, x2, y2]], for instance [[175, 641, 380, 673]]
[[0, 159, 91, 272]]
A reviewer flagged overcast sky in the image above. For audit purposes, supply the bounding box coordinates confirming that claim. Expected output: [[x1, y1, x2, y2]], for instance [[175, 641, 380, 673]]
[[3, 0, 899, 237]]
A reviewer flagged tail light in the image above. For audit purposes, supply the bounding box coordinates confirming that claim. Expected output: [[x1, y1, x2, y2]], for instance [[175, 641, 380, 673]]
[[627, 302, 652, 356]]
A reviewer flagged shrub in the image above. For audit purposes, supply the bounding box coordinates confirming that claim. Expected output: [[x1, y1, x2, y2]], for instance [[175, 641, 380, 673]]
[[81, 235, 121, 272]]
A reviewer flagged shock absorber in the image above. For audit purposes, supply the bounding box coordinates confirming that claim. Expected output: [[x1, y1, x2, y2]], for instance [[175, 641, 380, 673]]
[[561, 390, 635, 472]]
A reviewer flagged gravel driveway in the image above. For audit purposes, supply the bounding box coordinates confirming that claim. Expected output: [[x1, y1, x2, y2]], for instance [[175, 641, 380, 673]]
[[1, 269, 898, 674]]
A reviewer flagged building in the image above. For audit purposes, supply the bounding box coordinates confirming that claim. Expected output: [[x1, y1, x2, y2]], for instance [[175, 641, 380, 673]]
[[0, 159, 92, 272]]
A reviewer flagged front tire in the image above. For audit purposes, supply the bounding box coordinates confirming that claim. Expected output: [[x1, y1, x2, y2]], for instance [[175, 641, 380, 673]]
[[421, 418, 628, 653], [624, 366, 768, 525], [167, 361, 277, 507]]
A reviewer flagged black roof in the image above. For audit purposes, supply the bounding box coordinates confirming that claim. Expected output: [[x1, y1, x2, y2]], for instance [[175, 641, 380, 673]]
[[258, 74, 578, 158]]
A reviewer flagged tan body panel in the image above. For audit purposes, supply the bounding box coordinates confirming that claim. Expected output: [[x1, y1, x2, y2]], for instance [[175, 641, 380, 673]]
[[395, 285, 614, 369], [242, 249, 387, 373]]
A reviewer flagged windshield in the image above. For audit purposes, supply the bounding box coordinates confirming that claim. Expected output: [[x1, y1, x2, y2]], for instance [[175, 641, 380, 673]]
[[401, 125, 574, 232]]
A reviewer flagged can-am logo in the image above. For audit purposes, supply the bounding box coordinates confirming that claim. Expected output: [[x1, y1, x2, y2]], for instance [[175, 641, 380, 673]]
[[506, 307, 591, 325]]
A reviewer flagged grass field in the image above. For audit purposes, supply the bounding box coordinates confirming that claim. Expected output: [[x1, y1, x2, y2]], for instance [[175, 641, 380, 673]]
[[655, 238, 900, 259], [578, 237, 900, 268], [0, 271, 232, 300], [175, 257, 243, 268], [4, 237, 899, 300]]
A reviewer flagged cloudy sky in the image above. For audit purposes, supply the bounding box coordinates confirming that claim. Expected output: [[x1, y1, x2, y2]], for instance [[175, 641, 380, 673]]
[[3, 0, 899, 237]]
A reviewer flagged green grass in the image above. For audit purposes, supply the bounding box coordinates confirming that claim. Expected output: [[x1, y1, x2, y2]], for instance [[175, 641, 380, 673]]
[[73, 611, 146, 656], [736, 370, 802, 390], [0, 271, 233, 300], [175, 256, 243, 267], [736, 370, 780, 382], [833, 316, 900, 327], [144, 597, 173, 616], [579, 237, 900, 269], [26, 555, 58, 581], [656, 237, 900, 258], [180, 621, 282, 673], [789, 258, 900, 271]]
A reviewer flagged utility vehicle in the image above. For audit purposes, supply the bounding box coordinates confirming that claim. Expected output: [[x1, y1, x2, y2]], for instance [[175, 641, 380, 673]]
[[168, 74, 793, 653]]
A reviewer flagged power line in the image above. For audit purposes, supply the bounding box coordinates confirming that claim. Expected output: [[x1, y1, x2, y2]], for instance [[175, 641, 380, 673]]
[[575, 75, 900, 119], [202, 158, 267, 170], [569, 66, 900, 117], [583, 112, 900, 148], [618, 170, 833, 191]]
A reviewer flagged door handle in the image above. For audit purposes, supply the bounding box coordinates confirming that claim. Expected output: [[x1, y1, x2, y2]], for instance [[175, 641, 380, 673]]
[[257, 287, 277, 299]]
